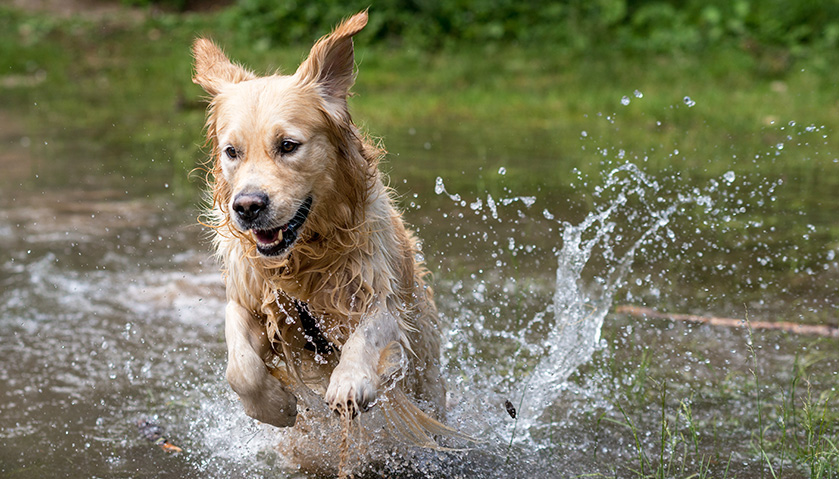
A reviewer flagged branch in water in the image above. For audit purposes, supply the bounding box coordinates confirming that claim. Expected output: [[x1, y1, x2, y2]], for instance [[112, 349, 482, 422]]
[[615, 305, 839, 339]]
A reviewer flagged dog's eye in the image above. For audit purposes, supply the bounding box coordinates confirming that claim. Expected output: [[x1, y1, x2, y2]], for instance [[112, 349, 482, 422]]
[[279, 140, 299, 155], [224, 146, 238, 159]]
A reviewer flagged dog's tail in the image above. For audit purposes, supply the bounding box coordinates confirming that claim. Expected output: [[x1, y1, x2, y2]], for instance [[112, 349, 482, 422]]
[[377, 342, 476, 449]]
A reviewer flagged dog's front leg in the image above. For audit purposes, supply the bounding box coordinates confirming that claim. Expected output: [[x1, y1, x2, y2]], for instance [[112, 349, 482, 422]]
[[325, 303, 402, 415], [225, 301, 298, 427]]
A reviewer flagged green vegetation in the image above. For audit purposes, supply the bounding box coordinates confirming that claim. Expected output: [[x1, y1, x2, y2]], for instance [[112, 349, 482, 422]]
[[4, 2, 838, 196], [219, 0, 839, 54], [3, 2, 838, 198], [549, 317, 839, 478]]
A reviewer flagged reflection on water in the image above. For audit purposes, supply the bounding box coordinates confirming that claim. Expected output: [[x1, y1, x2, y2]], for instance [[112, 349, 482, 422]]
[[1, 112, 838, 477]]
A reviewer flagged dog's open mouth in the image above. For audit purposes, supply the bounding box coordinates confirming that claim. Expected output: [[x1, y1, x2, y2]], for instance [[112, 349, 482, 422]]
[[252, 196, 312, 256]]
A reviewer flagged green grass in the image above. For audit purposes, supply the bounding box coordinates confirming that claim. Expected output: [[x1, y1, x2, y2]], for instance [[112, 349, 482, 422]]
[[774, 355, 839, 479], [3, 5, 839, 197], [561, 315, 839, 478]]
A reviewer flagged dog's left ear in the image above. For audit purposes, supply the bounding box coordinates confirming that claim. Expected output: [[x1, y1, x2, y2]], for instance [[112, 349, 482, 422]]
[[295, 11, 368, 108], [192, 38, 255, 96]]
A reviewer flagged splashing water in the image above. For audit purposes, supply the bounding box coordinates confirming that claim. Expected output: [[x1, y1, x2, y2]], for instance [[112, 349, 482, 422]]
[[0, 144, 805, 477], [435, 162, 737, 451], [520, 165, 707, 436]]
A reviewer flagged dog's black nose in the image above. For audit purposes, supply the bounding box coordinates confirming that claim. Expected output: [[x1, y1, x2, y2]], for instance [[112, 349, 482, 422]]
[[232, 192, 269, 223]]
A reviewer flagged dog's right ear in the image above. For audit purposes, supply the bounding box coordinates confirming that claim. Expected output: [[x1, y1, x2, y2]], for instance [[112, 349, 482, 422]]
[[294, 11, 368, 114], [192, 38, 255, 96]]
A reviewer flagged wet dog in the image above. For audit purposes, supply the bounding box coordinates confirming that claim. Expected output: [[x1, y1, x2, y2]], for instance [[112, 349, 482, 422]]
[[192, 11, 456, 471]]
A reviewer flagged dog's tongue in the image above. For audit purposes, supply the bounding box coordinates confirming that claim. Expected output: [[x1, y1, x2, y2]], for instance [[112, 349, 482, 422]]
[[254, 228, 282, 244]]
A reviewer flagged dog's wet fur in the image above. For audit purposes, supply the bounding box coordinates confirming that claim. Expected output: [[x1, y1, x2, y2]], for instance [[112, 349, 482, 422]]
[[193, 11, 460, 473]]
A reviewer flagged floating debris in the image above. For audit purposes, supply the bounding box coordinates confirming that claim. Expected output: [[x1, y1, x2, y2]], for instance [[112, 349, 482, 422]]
[[137, 418, 183, 453], [504, 399, 517, 419]]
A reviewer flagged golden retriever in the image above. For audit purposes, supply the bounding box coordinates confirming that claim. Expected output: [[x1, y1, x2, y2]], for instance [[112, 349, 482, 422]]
[[192, 10, 460, 472]]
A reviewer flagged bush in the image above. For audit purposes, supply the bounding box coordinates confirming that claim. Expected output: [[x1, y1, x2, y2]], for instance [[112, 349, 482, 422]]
[[221, 0, 839, 54]]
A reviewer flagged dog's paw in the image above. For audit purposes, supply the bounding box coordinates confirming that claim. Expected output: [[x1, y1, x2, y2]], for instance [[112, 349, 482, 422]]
[[239, 378, 298, 428], [325, 366, 378, 417]]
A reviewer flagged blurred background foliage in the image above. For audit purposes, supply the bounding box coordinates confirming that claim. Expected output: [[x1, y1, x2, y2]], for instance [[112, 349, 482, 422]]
[[164, 0, 839, 55], [5, 0, 836, 198]]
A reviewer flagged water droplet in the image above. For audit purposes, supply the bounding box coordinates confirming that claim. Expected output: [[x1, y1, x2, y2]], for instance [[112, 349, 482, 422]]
[[486, 195, 499, 220], [621, 96, 630, 106], [434, 177, 444, 195], [723, 171, 736, 184], [634, 89, 643, 98], [683, 96, 696, 107], [498, 167, 507, 175]]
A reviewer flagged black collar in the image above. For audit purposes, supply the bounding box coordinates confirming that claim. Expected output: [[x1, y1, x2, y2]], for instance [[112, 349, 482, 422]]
[[293, 299, 334, 355]]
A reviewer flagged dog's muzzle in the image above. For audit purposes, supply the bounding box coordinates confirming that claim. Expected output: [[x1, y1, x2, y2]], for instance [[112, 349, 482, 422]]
[[231, 194, 313, 257]]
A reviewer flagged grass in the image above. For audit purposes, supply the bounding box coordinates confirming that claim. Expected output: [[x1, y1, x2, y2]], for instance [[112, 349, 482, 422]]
[[778, 358, 839, 478], [564, 314, 839, 478], [4, 5, 839, 198], [606, 382, 725, 478], [746, 319, 773, 479]]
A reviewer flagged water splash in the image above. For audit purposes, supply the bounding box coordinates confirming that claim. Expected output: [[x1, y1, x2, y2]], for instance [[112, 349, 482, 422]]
[[437, 162, 738, 449], [519, 164, 697, 434], [0, 150, 803, 477]]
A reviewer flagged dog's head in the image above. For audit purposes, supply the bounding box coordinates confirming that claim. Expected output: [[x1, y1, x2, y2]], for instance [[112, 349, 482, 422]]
[[192, 12, 372, 257]]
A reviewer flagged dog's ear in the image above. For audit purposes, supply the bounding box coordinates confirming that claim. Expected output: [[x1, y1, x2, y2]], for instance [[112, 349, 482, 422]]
[[295, 10, 368, 103], [192, 38, 255, 96]]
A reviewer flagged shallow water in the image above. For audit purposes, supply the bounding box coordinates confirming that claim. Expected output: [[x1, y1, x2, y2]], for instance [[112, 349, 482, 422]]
[[1, 95, 838, 478]]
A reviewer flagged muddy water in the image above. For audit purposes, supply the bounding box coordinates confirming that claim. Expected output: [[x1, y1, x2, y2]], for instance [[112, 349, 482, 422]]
[[0, 112, 277, 476], [1, 109, 838, 478], [0, 189, 238, 477]]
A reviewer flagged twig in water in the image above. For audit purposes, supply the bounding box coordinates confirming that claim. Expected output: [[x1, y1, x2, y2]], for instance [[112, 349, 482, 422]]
[[615, 305, 839, 338]]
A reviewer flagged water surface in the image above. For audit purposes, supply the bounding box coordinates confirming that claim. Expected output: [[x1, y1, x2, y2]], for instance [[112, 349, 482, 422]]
[[1, 85, 838, 478]]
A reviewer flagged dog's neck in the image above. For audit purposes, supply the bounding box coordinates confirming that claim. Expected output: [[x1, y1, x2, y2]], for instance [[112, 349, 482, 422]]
[[250, 175, 392, 325]]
